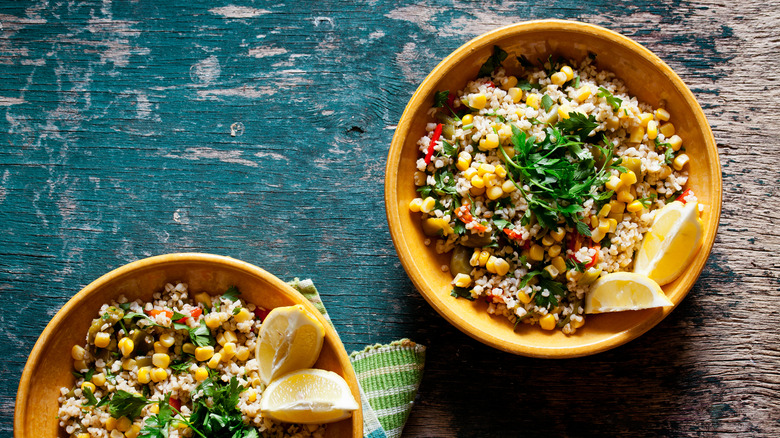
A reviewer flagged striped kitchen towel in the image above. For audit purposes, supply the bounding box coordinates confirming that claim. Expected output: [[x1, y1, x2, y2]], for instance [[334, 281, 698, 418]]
[[290, 278, 427, 438]]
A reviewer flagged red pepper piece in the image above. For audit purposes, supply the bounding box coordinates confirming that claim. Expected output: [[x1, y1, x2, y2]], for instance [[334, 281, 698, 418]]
[[676, 188, 693, 204], [455, 202, 488, 233], [175, 308, 203, 323], [446, 92, 456, 108], [503, 228, 524, 241], [424, 123, 443, 165], [253, 307, 270, 322], [584, 244, 600, 269], [485, 80, 496, 88], [169, 397, 181, 412], [146, 309, 173, 319]]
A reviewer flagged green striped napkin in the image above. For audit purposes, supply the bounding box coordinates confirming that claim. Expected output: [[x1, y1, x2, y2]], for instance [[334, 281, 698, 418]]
[[289, 278, 426, 438]]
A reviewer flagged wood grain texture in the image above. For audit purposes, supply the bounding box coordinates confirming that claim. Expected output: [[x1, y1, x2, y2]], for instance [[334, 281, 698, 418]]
[[1, 0, 778, 436]]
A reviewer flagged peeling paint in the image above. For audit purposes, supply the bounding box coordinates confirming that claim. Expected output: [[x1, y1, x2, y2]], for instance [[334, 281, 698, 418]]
[[208, 5, 271, 19], [164, 147, 259, 168], [248, 46, 288, 58], [0, 97, 25, 106]]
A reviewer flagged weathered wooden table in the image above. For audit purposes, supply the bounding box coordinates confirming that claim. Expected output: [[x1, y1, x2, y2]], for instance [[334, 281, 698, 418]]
[[2, 1, 778, 436]]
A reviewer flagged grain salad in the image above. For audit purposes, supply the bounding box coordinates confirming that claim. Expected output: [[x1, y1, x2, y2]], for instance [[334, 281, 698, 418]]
[[409, 47, 696, 334], [57, 282, 326, 438]]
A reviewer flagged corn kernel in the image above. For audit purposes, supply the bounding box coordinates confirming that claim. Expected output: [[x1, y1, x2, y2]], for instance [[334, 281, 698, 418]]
[[116, 416, 132, 433], [204, 313, 222, 329], [150, 340, 168, 354], [126, 424, 142, 438], [77, 434, 90, 438], [181, 343, 196, 355], [655, 108, 670, 121], [193, 292, 212, 308], [453, 273, 472, 288], [659, 122, 675, 137], [590, 227, 606, 244], [461, 114, 474, 125], [668, 135, 683, 151], [479, 133, 499, 150], [137, 367, 152, 384], [551, 71, 567, 86], [606, 116, 620, 131], [544, 264, 559, 278], [598, 204, 611, 218], [117, 337, 134, 357], [195, 346, 215, 361], [149, 404, 159, 415], [483, 173, 497, 187], [245, 389, 257, 403], [221, 342, 237, 361], [550, 227, 566, 242], [208, 353, 222, 369], [194, 366, 209, 381], [590, 215, 599, 229], [608, 212, 624, 223], [617, 188, 634, 203], [659, 165, 673, 179], [420, 196, 436, 213], [518, 291, 532, 304], [463, 167, 478, 179], [620, 170, 637, 186], [159, 333, 175, 348], [646, 120, 658, 140], [477, 163, 495, 176], [494, 165, 507, 178], [607, 218, 618, 233], [408, 198, 423, 213], [639, 112, 653, 126], [598, 218, 610, 233], [110, 430, 124, 438], [501, 145, 515, 158], [470, 185, 485, 196], [151, 367, 168, 383], [673, 153, 689, 171], [529, 244, 545, 261], [106, 416, 118, 431], [478, 250, 490, 267], [494, 258, 511, 276], [629, 126, 645, 143], [561, 65, 575, 81], [548, 245, 562, 258], [526, 94, 540, 109], [469, 249, 481, 267], [501, 180, 516, 193], [605, 175, 622, 191], [501, 75, 519, 89], [485, 256, 497, 274], [456, 152, 472, 171], [566, 269, 582, 283], [539, 314, 556, 330], [71, 345, 86, 361], [92, 373, 106, 387], [627, 200, 644, 213], [507, 87, 523, 103], [94, 332, 110, 348], [610, 200, 626, 214], [541, 234, 555, 246], [81, 381, 96, 393], [551, 256, 566, 273], [557, 103, 571, 120], [236, 346, 251, 362], [122, 358, 136, 371], [469, 93, 487, 109], [152, 353, 170, 369], [469, 175, 485, 189], [575, 85, 592, 102], [486, 186, 504, 200]]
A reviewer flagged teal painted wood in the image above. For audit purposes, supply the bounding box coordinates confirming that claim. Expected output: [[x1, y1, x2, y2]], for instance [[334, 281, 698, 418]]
[[2, 1, 779, 436]]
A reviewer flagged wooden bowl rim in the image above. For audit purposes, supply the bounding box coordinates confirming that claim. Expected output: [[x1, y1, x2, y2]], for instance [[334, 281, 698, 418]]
[[14, 253, 362, 437], [385, 19, 722, 358]]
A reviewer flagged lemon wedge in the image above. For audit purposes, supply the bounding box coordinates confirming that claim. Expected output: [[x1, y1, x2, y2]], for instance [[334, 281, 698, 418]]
[[633, 200, 703, 285], [584, 272, 673, 314], [259, 368, 359, 424], [256, 304, 325, 385]]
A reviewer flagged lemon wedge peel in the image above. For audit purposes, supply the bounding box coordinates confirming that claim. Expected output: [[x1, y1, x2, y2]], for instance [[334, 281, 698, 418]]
[[259, 368, 359, 424], [256, 304, 325, 385], [633, 200, 703, 286], [584, 272, 674, 314]]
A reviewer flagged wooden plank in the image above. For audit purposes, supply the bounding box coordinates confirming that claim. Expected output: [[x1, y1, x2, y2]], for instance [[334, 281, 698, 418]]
[[1, 0, 779, 436]]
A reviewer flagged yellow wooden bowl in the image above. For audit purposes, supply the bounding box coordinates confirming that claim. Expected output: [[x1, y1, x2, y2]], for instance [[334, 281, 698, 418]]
[[385, 20, 721, 358], [15, 253, 362, 437]]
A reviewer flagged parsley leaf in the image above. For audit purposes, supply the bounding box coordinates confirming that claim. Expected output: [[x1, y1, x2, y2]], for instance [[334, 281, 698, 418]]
[[516, 78, 542, 91], [478, 45, 508, 77], [109, 390, 149, 420], [222, 286, 241, 302], [597, 87, 623, 112], [536, 278, 567, 309], [440, 140, 458, 158], [188, 320, 214, 348], [189, 377, 251, 437], [450, 286, 474, 301], [556, 112, 599, 141], [541, 94, 554, 112], [517, 54, 534, 68], [433, 90, 449, 108]]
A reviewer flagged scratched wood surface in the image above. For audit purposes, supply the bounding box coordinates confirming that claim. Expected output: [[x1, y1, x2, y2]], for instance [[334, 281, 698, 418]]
[[2, 1, 779, 436]]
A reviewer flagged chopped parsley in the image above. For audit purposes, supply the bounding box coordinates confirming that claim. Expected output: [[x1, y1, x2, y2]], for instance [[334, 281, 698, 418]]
[[517, 54, 534, 68], [596, 87, 623, 112], [109, 390, 148, 420], [450, 286, 474, 301], [433, 90, 449, 108], [541, 94, 554, 112], [478, 45, 508, 77]]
